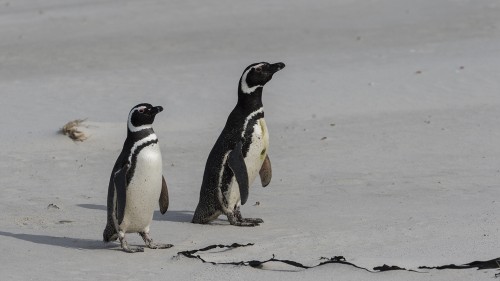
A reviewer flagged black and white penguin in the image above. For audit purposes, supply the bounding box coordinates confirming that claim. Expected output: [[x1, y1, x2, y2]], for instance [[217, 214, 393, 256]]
[[102, 103, 172, 252], [192, 62, 285, 226]]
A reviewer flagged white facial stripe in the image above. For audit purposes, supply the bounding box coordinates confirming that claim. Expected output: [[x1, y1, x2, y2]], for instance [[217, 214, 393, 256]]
[[128, 133, 158, 164], [240, 63, 264, 94], [127, 106, 152, 132], [241, 107, 264, 138]]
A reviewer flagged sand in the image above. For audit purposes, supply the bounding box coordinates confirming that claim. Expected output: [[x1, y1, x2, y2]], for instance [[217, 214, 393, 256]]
[[1, 0, 499, 280]]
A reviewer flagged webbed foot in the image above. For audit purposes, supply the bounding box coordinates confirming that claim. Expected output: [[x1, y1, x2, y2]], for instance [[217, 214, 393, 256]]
[[227, 213, 261, 227], [148, 243, 174, 249], [233, 206, 263, 226], [241, 218, 264, 224], [139, 232, 173, 249], [120, 237, 144, 253]]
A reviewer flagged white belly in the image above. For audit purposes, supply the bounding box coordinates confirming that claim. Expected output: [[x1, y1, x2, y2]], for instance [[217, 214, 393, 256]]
[[120, 143, 162, 233], [226, 118, 269, 208]]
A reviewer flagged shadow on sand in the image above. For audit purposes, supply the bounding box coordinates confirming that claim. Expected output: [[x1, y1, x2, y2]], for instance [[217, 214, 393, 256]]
[[0, 231, 115, 250], [77, 203, 106, 211], [153, 210, 194, 222], [77, 204, 194, 223]]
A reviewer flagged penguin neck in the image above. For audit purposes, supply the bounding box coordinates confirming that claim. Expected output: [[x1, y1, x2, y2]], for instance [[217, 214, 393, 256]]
[[127, 127, 156, 142], [237, 87, 264, 113]]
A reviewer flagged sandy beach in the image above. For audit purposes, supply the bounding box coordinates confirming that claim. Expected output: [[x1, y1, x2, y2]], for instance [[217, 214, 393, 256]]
[[1, 0, 499, 280]]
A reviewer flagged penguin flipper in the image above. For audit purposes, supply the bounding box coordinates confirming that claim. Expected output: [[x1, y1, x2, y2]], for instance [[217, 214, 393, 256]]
[[259, 155, 272, 187], [114, 164, 129, 225], [228, 141, 249, 205], [159, 175, 169, 214]]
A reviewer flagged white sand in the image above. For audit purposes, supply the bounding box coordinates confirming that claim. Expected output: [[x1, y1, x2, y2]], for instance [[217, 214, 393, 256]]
[[1, 0, 499, 280]]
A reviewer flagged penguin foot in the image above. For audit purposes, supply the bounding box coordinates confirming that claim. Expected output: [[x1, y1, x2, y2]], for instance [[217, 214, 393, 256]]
[[120, 239, 144, 253], [123, 245, 145, 253], [233, 207, 263, 225], [227, 213, 260, 227], [139, 232, 173, 249], [148, 243, 174, 249], [241, 218, 264, 224], [233, 221, 260, 227]]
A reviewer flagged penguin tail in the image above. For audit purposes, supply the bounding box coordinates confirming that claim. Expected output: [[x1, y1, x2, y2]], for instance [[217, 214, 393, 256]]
[[192, 204, 220, 224], [103, 223, 118, 242], [191, 210, 203, 224], [191, 216, 207, 224]]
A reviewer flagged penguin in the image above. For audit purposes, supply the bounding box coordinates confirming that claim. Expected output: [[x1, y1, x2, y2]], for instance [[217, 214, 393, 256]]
[[102, 103, 172, 252], [192, 62, 285, 227]]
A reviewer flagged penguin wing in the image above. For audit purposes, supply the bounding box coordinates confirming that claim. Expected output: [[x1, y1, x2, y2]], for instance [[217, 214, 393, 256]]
[[259, 155, 272, 187], [228, 141, 249, 205], [114, 164, 129, 225], [159, 175, 169, 214]]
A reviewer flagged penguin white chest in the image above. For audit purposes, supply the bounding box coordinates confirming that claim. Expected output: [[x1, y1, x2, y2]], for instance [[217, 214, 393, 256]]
[[226, 118, 269, 208], [121, 143, 162, 232], [245, 118, 269, 182]]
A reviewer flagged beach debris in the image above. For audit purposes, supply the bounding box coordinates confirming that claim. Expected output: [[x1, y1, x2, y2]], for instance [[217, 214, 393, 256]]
[[57, 220, 73, 224], [60, 119, 88, 142], [253, 201, 260, 206], [176, 243, 377, 272], [373, 264, 412, 272], [47, 203, 60, 210], [415, 70, 422, 74], [419, 257, 500, 271], [321, 137, 327, 141], [177, 243, 500, 276]]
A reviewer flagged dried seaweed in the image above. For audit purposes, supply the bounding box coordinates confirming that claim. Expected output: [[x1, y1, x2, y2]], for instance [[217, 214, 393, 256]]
[[60, 119, 88, 141], [176, 243, 499, 276]]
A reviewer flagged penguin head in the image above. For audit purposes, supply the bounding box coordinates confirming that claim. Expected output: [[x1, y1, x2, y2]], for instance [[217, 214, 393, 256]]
[[127, 103, 163, 132], [239, 62, 286, 94]]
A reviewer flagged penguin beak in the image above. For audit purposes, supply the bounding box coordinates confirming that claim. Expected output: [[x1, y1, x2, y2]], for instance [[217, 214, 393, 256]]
[[149, 106, 163, 116], [269, 62, 285, 74]]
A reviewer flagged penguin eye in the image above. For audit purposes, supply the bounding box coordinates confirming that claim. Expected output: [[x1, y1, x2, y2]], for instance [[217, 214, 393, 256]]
[[138, 108, 145, 113], [255, 67, 262, 73]]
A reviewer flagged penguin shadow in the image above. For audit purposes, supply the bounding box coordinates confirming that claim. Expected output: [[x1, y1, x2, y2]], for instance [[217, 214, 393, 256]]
[[0, 231, 113, 250], [77, 203, 106, 211], [76, 204, 194, 223], [153, 210, 194, 222]]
